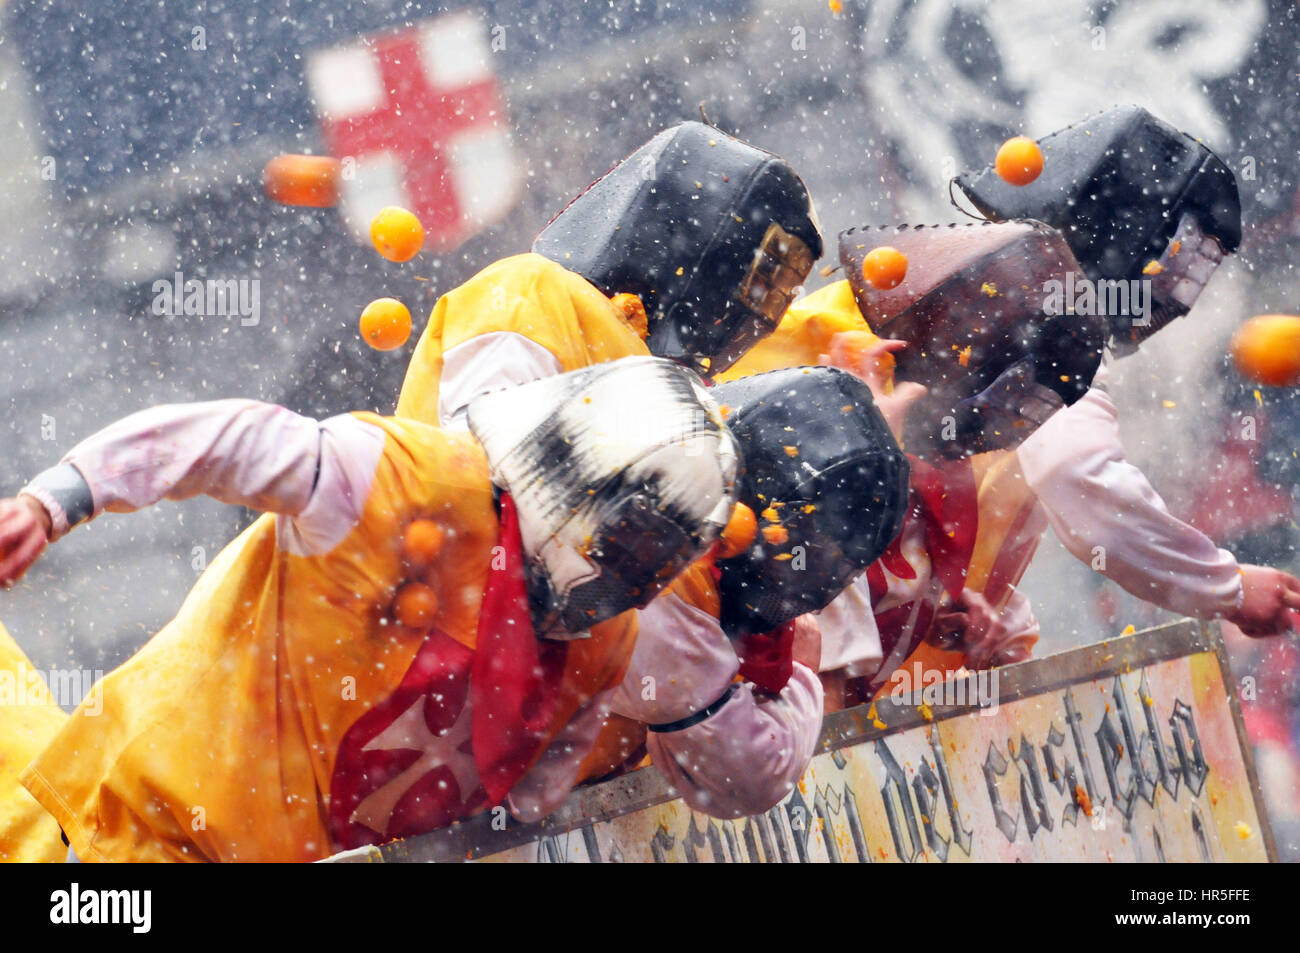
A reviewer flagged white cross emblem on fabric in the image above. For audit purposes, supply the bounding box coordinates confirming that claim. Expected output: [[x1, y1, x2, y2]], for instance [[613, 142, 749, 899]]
[[349, 695, 478, 835]]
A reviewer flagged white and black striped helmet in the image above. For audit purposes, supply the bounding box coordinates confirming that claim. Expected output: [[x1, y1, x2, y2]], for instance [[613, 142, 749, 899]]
[[468, 357, 739, 637]]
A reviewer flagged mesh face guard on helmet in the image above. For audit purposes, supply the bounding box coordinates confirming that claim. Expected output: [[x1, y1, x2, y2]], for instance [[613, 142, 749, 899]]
[[532, 121, 823, 378], [467, 356, 740, 639], [723, 222, 818, 371], [953, 105, 1242, 351], [840, 221, 1105, 460], [710, 366, 910, 637]]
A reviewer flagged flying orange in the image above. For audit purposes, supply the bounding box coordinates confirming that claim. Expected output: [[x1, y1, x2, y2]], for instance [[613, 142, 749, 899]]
[[369, 206, 425, 263], [359, 298, 412, 351], [263, 154, 340, 208], [995, 136, 1044, 186], [716, 503, 758, 559], [1231, 314, 1300, 387], [862, 246, 908, 290]]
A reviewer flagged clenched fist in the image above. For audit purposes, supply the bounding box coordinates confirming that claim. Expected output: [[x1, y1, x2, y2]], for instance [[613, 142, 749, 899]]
[[0, 496, 51, 588], [930, 589, 1027, 670], [1227, 565, 1300, 638]]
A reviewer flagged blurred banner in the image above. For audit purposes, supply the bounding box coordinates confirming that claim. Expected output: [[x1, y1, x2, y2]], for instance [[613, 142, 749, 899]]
[[835, 0, 1299, 229], [3, 0, 750, 201], [305, 11, 522, 251], [327, 621, 1274, 863]]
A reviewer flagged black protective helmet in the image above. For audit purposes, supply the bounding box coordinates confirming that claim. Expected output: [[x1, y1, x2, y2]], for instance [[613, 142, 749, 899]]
[[711, 366, 909, 637], [533, 121, 823, 377], [954, 105, 1242, 351]]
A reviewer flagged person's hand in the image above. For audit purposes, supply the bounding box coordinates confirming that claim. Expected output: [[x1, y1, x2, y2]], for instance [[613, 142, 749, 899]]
[[0, 496, 52, 588], [820, 333, 926, 443], [989, 633, 1035, 667], [820, 669, 848, 713], [790, 612, 821, 673], [930, 589, 1012, 670], [1226, 565, 1300, 638]]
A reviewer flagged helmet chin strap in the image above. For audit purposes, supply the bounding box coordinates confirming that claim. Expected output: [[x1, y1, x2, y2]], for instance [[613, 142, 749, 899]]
[[947, 177, 986, 220]]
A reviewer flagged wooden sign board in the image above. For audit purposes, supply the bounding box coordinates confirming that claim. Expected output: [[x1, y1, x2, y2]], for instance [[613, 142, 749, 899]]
[[327, 621, 1274, 863]]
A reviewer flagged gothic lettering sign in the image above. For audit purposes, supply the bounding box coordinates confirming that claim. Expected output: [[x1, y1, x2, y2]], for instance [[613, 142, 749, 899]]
[[327, 621, 1274, 863]]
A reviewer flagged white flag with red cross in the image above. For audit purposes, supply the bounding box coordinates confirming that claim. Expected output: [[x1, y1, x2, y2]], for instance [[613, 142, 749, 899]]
[[305, 11, 521, 253]]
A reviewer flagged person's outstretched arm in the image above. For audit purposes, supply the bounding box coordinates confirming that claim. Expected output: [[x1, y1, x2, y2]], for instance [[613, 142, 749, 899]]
[[0, 399, 385, 584], [1018, 381, 1300, 636]]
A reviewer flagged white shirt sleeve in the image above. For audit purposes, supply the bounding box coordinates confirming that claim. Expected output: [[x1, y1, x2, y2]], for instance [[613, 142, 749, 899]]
[[1017, 385, 1243, 619], [814, 574, 884, 677], [613, 592, 824, 819], [437, 332, 565, 430], [36, 399, 386, 556]]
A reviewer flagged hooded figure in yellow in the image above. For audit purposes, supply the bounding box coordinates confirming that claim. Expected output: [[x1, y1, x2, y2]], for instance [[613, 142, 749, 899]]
[[391, 121, 841, 817], [0, 622, 67, 862], [0, 358, 738, 861], [396, 120, 821, 430]]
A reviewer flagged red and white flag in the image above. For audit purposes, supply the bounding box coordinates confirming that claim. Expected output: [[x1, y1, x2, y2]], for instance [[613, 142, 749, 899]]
[[306, 12, 521, 252]]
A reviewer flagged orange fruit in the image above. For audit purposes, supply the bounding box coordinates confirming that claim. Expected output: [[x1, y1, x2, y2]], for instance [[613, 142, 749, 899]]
[[369, 206, 425, 262], [611, 292, 648, 339], [716, 502, 758, 559], [761, 524, 790, 546], [862, 246, 908, 290], [402, 519, 446, 569], [394, 581, 439, 628], [263, 154, 340, 208], [1231, 314, 1300, 387], [359, 298, 412, 351], [995, 136, 1044, 186]]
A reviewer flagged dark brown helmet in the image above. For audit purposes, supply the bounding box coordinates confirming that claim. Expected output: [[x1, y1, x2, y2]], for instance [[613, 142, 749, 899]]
[[840, 220, 1105, 459]]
